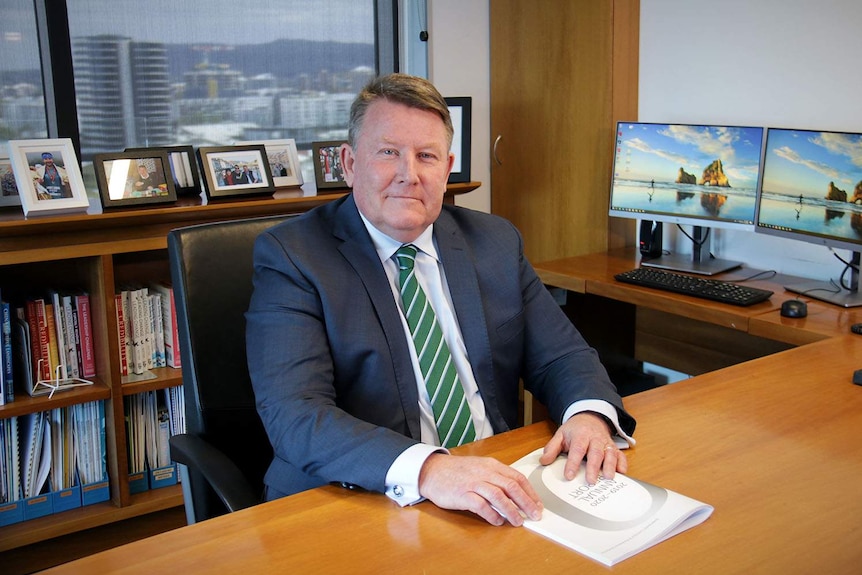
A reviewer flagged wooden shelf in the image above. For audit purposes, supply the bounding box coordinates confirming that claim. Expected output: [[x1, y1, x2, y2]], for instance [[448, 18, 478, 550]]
[[0, 485, 183, 552]]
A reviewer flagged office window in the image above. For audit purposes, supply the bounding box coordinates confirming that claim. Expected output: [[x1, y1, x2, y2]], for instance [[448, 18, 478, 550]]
[[65, 0, 381, 166], [1, 0, 400, 189], [0, 0, 49, 144]]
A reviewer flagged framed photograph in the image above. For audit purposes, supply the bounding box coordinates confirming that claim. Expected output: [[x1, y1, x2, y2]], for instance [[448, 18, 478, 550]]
[[235, 139, 303, 188], [8, 138, 89, 217], [0, 154, 21, 207], [126, 145, 202, 197], [312, 140, 349, 191], [445, 96, 472, 184], [197, 145, 275, 200], [93, 150, 178, 209]]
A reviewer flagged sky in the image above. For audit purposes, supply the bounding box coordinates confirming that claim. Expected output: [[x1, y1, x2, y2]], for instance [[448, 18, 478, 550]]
[[615, 122, 764, 189], [761, 129, 862, 197]]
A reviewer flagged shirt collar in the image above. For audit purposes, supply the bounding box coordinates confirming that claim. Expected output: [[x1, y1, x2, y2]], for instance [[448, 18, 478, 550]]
[[358, 211, 438, 263]]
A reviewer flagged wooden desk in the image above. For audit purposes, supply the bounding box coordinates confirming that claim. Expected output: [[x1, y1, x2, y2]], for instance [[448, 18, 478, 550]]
[[44, 335, 862, 574], [533, 249, 861, 376]]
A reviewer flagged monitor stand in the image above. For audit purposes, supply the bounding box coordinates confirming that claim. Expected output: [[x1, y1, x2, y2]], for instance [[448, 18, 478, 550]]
[[784, 251, 862, 308], [640, 225, 742, 276]]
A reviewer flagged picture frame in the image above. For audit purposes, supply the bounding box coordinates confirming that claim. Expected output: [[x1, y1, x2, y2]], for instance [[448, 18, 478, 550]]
[[8, 138, 89, 217], [196, 145, 276, 200], [312, 140, 349, 191], [126, 145, 202, 197], [235, 139, 303, 188], [93, 150, 178, 209], [0, 154, 21, 207], [445, 96, 472, 184]]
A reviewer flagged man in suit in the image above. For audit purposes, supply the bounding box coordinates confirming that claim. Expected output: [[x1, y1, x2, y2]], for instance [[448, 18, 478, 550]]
[[246, 73, 636, 527]]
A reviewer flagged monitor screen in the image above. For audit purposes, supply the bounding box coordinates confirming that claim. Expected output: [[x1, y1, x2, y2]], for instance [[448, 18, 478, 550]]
[[609, 122, 765, 231], [756, 127, 862, 252], [756, 127, 862, 306]]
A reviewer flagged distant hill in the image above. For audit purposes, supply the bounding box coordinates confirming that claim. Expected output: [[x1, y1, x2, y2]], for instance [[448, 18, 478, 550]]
[[165, 39, 375, 82]]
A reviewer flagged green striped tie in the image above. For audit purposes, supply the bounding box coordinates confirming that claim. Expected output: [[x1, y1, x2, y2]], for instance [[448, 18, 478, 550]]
[[395, 245, 476, 448]]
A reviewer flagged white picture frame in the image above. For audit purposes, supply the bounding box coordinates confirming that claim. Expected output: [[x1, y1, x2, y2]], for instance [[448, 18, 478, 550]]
[[0, 153, 21, 207], [235, 138, 303, 188], [8, 138, 89, 217]]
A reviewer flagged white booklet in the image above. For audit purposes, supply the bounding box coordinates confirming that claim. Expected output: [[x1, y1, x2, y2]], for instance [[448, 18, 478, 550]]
[[511, 448, 714, 566]]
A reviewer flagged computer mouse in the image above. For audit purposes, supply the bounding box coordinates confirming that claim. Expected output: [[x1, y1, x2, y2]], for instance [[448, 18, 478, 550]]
[[780, 299, 808, 318]]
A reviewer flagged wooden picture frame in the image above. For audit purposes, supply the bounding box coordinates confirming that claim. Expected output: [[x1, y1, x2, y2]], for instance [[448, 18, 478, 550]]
[[197, 145, 275, 200], [126, 145, 202, 197], [235, 139, 303, 188], [93, 150, 178, 209], [445, 96, 472, 184], [0, 154, 21, 207], [8, 138, 89, 217], [312, 140, 349, 191]]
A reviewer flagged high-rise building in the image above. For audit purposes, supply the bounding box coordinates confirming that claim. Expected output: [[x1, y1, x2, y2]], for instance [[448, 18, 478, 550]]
[[72, 35, 171, 158]]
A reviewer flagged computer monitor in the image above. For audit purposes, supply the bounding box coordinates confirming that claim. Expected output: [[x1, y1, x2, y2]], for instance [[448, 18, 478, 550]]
[[755, 127, 862, 307], [609, 121, 765, 275]]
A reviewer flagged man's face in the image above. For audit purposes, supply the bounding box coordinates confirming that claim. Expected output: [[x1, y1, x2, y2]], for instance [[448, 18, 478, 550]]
[[341, 99, 453, 243], [43, 156, 54, 166]]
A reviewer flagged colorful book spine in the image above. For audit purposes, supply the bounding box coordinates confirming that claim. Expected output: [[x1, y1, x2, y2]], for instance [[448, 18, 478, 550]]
[[2, 299, 13, 403], [75, 293, 96, 378], [25, 299, 50, 383], [115, 293, 128, 377], [151, 283, 181, 369], [44, 303, 62, 381]]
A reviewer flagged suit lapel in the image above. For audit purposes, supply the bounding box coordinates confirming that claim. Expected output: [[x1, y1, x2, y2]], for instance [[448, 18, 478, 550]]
[[434, 211, 506, 431], [331, 196, 422, 439]]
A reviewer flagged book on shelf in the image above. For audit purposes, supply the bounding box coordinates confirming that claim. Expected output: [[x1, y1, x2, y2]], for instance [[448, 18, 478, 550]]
[[1, 297, 14, 404], [43, 303, 62, 382], [150, 282, 181, 369], [511, 448, 714, 567], [24, 299, 51, 385], [149, 291, 166, 368], [115, 292, 129, 377], [73, 293, 96, 378]]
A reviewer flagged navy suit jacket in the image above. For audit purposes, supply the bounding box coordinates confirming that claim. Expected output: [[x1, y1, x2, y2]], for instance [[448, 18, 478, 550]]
[[246, 194, 635, 497]]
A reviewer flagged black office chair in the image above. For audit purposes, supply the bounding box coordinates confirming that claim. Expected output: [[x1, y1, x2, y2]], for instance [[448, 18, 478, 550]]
[[167, 214, 295, 524]]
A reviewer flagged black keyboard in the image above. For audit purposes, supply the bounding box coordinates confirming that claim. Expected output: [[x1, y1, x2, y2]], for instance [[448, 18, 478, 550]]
[[614, 267, 774, 306]]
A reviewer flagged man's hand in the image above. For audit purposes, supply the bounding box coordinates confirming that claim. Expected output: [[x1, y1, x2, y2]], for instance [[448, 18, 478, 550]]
[[418, 453, 543, 527], [539, 412, 627, 485]]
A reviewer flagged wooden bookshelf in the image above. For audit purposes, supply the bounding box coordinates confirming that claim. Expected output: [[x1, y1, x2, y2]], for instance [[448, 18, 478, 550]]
[[0, 183, 479, 554]]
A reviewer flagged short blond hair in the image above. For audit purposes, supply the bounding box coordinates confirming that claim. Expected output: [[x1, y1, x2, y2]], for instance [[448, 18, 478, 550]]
[[347, 73, 453, 149]]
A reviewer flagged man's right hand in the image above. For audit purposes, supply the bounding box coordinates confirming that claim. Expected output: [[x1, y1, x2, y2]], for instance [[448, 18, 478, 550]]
[[417, 452, 543, 526]]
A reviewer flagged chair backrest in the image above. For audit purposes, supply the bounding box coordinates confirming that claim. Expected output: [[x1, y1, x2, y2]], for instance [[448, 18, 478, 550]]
[[167, 214, 294, 522]]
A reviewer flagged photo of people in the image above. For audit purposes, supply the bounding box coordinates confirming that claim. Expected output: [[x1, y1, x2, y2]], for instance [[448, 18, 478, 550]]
[[235, 139, 303, 188], [312, 140, 349, 190], [207, 153, 267, 190], [26, 150, 72, 200], [318, 145, 343, 183], [104, 157, 169, 200]]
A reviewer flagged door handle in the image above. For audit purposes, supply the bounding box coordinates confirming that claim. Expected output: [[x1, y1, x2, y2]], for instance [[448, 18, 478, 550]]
[[493, 135, 503, 165]]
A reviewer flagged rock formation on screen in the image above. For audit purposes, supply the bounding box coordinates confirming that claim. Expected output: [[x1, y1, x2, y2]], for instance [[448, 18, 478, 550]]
[[676, 167, 696, 184], [699, 159, 731, 188]]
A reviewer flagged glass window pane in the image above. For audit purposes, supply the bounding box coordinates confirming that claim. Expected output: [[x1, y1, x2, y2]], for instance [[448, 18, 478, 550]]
[[66, 0, 378, 182], [0, 0, 49, 146]]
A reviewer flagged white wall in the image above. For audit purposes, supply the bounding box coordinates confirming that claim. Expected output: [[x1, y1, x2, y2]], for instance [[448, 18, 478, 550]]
[[640, 0, 862, 280], [427, 0, 491, 213]]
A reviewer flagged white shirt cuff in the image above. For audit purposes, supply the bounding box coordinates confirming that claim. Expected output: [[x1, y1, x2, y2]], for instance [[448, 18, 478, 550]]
[[384, 443, 447, 506], [563, 399, 636, 448]]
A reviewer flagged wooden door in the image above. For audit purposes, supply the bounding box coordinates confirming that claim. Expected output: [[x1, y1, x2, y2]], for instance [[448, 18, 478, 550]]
[[490, 0, 639, 263]]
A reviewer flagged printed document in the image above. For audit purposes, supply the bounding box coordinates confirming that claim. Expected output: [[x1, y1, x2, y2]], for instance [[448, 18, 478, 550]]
[[511, 448, 713, 566]]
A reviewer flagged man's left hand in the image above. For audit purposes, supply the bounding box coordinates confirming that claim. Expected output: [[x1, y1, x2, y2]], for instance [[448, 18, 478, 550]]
[[538, 412, 627, 484]]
